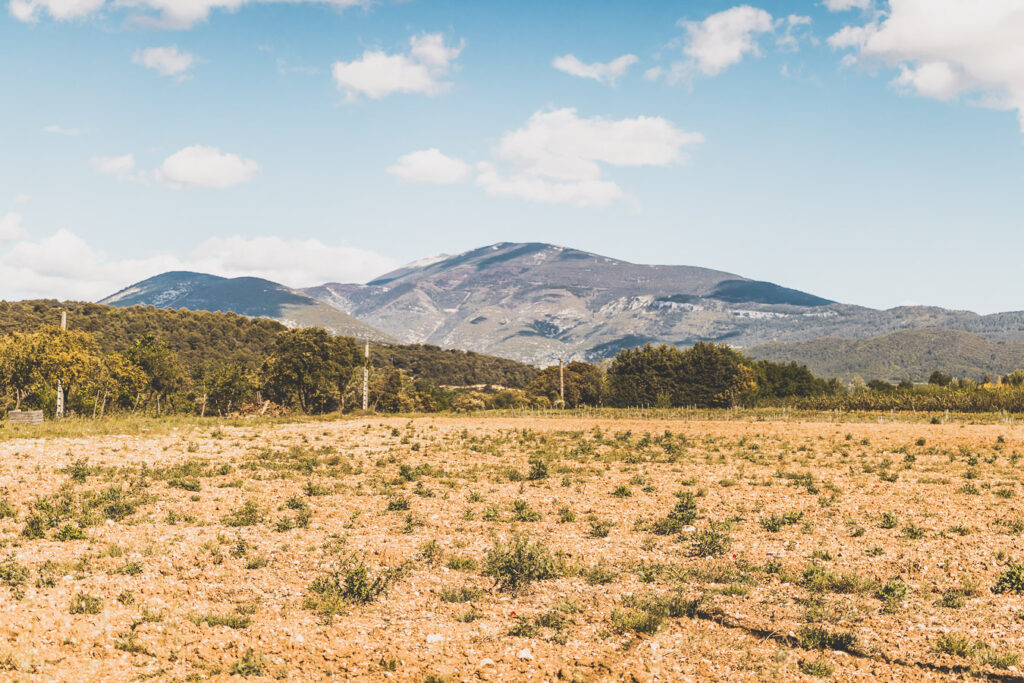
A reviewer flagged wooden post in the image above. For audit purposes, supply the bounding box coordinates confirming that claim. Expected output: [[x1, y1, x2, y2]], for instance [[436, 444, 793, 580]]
[[364, 339, 371, 409], [559, 357, 564, 408], [56, 310, 67, 419]]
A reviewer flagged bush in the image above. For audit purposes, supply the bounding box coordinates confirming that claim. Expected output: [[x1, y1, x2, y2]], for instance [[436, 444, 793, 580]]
[[651, 492, 697, 535], [230, 648, 265, 676], [527, 459, 548, 481], [69, 592, 103, 615], [797, 625, 858, 652], [305, 560, 406, 621], [798, 657, 834, 678], [222, 501, 263, 527], [610, 608, 663, 635], [691, 528, 730, 558], [992, 563, 1024, 594], [483, 535, 562, 593]]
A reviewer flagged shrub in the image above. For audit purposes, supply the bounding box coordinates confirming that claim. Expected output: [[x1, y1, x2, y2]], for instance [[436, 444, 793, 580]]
[[992, 563, 1024, 594], [527, 459, 548, 480], [933, 633, 975, 657], [483, 535, 562, 593], [612, 485, 632, 498], [54, 524, 87, 541], [652, 492, 698, 536], [610, 608, 663, 635], [798, 657, 834, 678], [877, 578, 908, 612], [439, 585, 484, 603], [446, 555, 477, 571], [691, 528, 730, 558], [230, 648, 265, 676], [588, 519, 614, 538], [510, 500, 541, 522], [386, 496, 411, 512], [797, 625, 858, 652], [222, 501, 263, 527], [69, 592, 103, 615]]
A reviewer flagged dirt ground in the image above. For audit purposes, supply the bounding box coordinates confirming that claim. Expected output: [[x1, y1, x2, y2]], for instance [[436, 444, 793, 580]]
[[0, 414, 1023, 681]]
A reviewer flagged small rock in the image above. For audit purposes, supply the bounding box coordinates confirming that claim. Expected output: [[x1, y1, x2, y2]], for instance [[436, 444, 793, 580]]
[[479, 658, 495, 668], [427, 634, 443, 643], [518, 649, 534, 661]]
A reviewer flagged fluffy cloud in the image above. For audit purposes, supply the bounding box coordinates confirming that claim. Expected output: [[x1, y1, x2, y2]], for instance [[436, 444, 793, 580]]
[[91, 154, 138, 180], [829, 0, 1024, 131], [399, 108, 702, 209], [154, 146, 259, 189], [10, 0, 368, 29], [0, 213, 28, 242], [133, 46, 200, 78], [823, 0, 872, 10], [551, 54, 639, 85], [9, 0, 103, 21], [332, 33, 463, 101], [184, 235, 398, 286], [387, 148, 470, 185], [679, 5, 776, 77], [648, 6, 808, 83], [0, 231, 397, 301]]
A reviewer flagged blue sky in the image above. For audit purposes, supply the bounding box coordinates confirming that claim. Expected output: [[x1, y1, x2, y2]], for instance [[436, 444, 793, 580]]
[[1, 0, 1022, 313]]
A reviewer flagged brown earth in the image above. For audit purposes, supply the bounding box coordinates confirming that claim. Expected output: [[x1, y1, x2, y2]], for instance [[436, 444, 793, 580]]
[[0, 415, 1022, 681]]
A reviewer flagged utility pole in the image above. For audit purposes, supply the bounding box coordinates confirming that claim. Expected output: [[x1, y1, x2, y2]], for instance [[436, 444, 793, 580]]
[[362, 338, 369, 411], [56, 310, 67, 419], [559, 356, 564, 408]]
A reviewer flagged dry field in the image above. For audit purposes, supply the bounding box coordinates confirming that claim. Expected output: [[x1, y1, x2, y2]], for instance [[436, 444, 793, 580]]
[[0, 414, 1023, 681]]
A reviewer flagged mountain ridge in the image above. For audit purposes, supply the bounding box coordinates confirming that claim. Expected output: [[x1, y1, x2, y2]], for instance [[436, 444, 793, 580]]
[[99, 242, 1024, 374]]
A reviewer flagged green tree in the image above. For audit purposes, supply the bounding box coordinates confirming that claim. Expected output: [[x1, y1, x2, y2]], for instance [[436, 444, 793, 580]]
[[30, 327, 104, 415], [262, 328, 360, 413], [125, 335, 187, 413], [526, 361, 604, 408]]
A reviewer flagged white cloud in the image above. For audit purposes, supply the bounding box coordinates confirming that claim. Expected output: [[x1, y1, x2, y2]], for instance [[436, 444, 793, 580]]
[[184, 235, 398, 286], [10, 0, 368, 29], [476, 163, 626, 209], [0, 213, 28, 242], [13, 194, 30, 206], [42, 124, 80, 136], [133, 46, 200, 78], [552, 53, 639, 85], [387, 148, 470, 185], [823, 0, 871, 10], [0, 230, 397, 301], [678, 5, 776, 77], [474, 108, 703, 208], [332, 33, 463, 101], [154, 145, 259, 189], [777, 14, 812, 52], [829, 0, 1024, 131], [10, 0, 103, 21], [91, 154, 138, 181]]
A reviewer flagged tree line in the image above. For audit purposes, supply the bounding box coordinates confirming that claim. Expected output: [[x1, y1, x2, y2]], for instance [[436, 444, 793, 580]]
[[3, 301, 1024, 417]]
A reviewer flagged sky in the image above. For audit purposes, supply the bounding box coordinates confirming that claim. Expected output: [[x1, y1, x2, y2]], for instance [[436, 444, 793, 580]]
[[1, 0, 1023, 313]]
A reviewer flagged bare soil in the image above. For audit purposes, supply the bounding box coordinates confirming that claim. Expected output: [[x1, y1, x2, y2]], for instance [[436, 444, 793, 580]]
[[0, 415, 1022, 681]]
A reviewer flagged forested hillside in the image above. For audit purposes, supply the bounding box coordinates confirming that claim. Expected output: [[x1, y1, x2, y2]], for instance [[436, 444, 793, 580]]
[[0, 301, 537, 389], [747, 329, 1024, 382]]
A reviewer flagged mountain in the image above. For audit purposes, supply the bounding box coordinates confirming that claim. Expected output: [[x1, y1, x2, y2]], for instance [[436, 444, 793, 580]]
[[304, 242, 1024, 365], [747, 329, 1024, 383], [100, 243, 1024, 372], [101, 271, 393, 342], [302, 242, 845, 364]]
